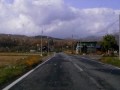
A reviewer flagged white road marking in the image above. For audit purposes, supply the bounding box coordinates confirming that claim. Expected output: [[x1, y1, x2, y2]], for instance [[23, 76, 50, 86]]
[[73, 63, 83, 72], [89, 77, 103, 89], [2, 55, 55, 90]]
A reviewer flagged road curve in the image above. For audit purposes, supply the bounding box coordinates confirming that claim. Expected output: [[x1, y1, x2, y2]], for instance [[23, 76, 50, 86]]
[[3, 53, 120, 90]]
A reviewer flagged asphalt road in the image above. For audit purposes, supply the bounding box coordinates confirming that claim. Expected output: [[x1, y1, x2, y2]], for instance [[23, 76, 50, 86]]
[[3, 53, 120, 90]]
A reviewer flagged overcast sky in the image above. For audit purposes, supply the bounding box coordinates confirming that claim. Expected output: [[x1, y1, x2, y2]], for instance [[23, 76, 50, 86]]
[[0, 0, 120, 38]]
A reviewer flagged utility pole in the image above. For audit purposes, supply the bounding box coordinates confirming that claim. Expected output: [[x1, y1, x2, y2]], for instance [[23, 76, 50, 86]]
[[47, 36, 49, 56], [41, 30, 43, 56], [119, 14, 120, 60], [79, 39, 81, 54], [72, 34, 74, 54]]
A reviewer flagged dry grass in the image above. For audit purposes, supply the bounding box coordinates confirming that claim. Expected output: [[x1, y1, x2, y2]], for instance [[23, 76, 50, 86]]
[[24, 55, 42, 67], [0, 56, 28, 67], [0, 53, 42, 85], [0, 53, 41, 56]]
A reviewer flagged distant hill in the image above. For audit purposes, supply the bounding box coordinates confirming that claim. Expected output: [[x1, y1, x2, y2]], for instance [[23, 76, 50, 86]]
[[79, 36, 103, 42], [0, 34, 29, 39], [0, 33, 118, 43], [0, 34, 62, 41], [33, 35, 62, 40], [80, 33, 119, 43]]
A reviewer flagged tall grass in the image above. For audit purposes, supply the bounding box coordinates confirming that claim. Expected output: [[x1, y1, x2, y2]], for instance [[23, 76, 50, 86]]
[[24, 55, 42, 68], [100, 57, 120, 67], [0, 65, 25, 84], [0, 55, 42, 86]]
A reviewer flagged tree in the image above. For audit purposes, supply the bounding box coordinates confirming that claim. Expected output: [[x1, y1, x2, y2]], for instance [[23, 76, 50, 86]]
[[101, 34, 118, 54]]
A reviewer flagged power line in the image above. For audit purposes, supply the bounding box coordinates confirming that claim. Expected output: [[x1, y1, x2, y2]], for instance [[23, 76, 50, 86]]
[[99, 19, 119, 34], [105, 19, 119, 34]]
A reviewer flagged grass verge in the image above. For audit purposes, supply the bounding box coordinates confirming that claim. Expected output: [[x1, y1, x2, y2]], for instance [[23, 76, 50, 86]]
[[100, 57, 120, 68], [0, 55, 43, 87]]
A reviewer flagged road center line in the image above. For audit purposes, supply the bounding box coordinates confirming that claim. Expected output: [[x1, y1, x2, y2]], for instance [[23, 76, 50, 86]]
[[73, 63, 83, 72], [2, 55, 55, 90]]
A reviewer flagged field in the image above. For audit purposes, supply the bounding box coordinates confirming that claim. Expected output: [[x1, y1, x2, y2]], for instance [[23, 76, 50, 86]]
[[0, 53, 42, 56], [0, 56, 28, 67], [0, 53, 43, 86]]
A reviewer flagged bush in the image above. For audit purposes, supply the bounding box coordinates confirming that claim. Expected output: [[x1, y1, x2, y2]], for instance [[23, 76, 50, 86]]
[[23, 55, 42, 68]]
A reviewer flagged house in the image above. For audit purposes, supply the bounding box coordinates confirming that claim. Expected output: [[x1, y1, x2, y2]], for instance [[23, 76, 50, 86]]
[[76, 41, 100, 54]]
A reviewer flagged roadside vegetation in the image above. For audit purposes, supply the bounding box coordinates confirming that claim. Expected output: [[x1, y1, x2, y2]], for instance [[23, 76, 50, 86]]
[[98, 34, 120, 67], [0, 53, 46, 86], [100, 34, 118, 55], [99, 56, 120, 68]]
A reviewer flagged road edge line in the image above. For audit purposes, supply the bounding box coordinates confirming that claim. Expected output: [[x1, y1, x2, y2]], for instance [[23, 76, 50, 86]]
[[2, 55, 55, 90]]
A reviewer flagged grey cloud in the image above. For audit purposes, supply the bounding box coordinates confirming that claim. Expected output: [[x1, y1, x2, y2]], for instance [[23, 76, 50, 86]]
[[0, 0, 120, 38]]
